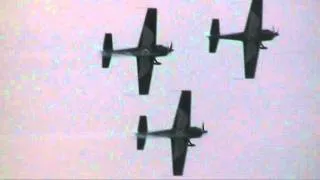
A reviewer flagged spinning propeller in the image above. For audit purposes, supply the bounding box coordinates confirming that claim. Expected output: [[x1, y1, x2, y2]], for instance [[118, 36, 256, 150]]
[[202, 122, 208, 133], [169, 42, 173, 52], [272, 26, 280, 35]]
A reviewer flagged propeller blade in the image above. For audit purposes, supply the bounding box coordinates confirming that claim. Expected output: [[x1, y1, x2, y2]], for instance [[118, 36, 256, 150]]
[[202, 122, 204, 131], [169, 42, 173, 50]]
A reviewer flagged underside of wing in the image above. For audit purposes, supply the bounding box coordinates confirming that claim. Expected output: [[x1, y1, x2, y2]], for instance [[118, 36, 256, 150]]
[[172, 91, 191, 131], [243, 40, 260, 78], [244, 0, 263, 37], [137, 56, 154, 95], [171, 138, 188, 176], [138, 8, 157, 48]]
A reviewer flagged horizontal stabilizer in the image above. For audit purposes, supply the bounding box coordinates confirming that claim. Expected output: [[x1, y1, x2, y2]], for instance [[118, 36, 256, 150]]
[[137, 137, 146, 150], [209, 19, 220, 53], [103, 33, 113, 51], [102, 56, 111, 68], [137, 116, 148, 150], [102, 33, 113, 68]]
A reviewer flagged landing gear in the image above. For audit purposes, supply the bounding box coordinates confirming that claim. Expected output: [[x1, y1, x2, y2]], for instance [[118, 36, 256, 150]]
[[260, 43, 268, 50], [187, 139, 195, 147], [153, 59, 162, 65]]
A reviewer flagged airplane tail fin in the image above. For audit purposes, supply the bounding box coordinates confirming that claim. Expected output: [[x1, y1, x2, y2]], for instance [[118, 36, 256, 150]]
[[137, 115, 148, 150], [209, 19, 220, 53], [102, 33, 113, 68]]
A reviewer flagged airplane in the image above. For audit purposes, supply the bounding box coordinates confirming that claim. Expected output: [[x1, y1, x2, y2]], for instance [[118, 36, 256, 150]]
[[136, 90, 208, 176], [208, 0, 279, 79], [102, 8, 173, 95]]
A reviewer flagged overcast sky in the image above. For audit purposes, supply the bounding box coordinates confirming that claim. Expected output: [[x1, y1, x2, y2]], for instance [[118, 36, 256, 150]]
[[1, 0, 319, 179]]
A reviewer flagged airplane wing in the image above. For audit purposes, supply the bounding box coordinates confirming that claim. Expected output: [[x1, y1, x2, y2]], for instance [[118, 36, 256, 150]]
[[243, 0, 263, 78], [171, 138, 188, 176], [137, 56, 154, 95], [243, 41, 260, 78], [172, 91, 191, 131], [244, 0, 263, 36], [138, 8, 157, 48], [169, 91, 191, 175]]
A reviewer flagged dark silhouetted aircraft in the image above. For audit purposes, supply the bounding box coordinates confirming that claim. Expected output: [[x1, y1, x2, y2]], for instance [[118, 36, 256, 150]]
[[208, 0, 279, 78], [136, 90, 208, 176], [102, 8, 173, 95]]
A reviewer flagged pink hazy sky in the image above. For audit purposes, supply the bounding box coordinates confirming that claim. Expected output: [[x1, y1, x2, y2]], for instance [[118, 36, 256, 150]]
[[1, 0, 319, 179]]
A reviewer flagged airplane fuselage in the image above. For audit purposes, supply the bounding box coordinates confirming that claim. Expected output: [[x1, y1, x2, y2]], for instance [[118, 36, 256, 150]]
[[137, 127, 205, 139], [108, 45, 172, 57], [213, 28, 278, 42]]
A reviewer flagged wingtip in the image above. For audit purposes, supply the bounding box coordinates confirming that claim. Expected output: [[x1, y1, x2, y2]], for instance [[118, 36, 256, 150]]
[[139, 115, 147, 119], [181, 90, 192, 94], [173, 173, 183, 176], [147, 7, 157, 12], [245, 76, 255, 79], [139, 91, 150, 96], [245, 72, 256, 79]]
